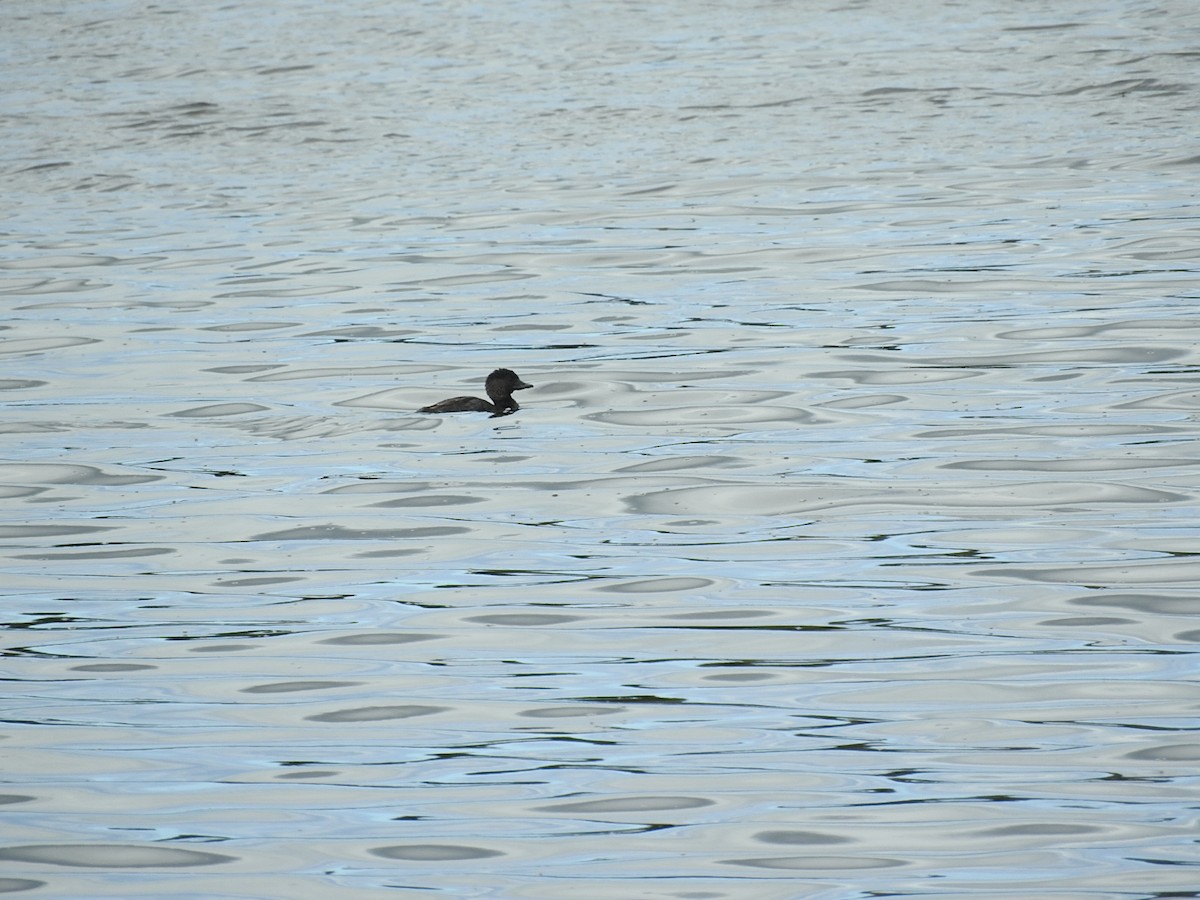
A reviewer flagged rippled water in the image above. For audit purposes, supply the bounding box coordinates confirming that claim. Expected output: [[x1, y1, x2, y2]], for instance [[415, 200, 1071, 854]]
[[4, 0, 1200, 896]]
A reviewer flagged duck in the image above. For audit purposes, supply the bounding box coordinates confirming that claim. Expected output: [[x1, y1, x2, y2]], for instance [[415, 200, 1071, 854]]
[[417, 368, 532, 417]]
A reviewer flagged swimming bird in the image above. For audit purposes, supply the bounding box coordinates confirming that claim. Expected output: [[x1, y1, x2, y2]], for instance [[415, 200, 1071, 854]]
[[417, 368, 532, 417]]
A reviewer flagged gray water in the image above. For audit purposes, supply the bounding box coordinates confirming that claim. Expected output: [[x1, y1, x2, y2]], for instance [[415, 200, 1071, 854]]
[[4, 0, 1200, 897]]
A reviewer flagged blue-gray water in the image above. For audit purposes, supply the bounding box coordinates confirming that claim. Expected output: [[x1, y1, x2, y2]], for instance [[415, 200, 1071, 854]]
[[4, 0, 1200, 897]]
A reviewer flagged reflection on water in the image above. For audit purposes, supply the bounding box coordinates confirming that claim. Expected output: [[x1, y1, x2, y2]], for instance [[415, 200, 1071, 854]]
[[4, 0, 1200, 895]]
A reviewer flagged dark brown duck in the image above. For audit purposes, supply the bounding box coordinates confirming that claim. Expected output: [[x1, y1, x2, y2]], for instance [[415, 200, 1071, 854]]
[[417, 368, 532, 417]]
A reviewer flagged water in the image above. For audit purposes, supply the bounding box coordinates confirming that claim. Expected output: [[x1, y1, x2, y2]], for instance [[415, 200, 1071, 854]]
[[3, 0, 1200, 896]]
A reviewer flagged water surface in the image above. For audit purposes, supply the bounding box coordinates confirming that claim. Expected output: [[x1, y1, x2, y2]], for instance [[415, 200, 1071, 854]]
[[4, 0, 1200, 896]]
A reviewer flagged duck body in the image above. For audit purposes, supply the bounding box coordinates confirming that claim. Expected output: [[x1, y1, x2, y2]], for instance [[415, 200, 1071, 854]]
[[417, 368, 532, 417]]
